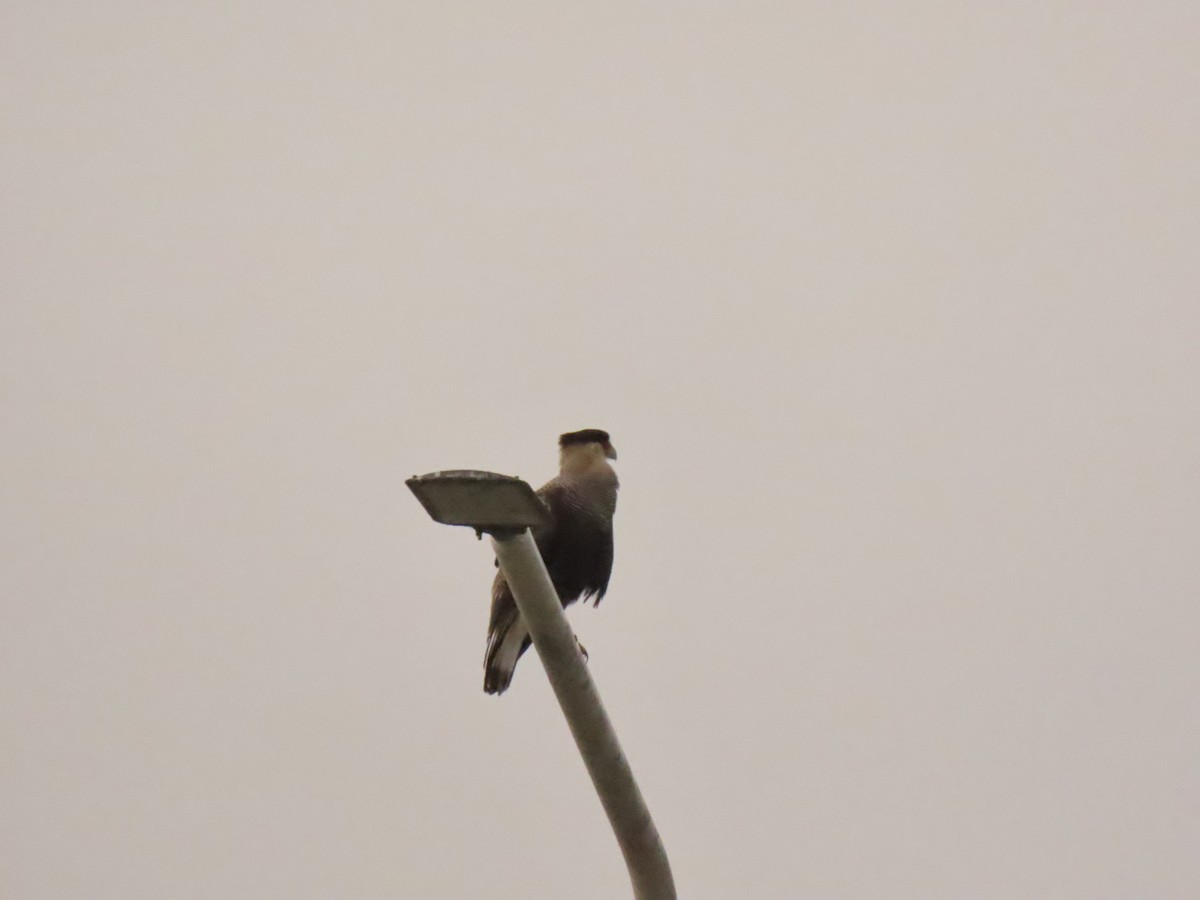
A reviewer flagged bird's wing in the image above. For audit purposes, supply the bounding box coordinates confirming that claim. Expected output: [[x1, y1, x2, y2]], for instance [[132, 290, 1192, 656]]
[[591, 528, 615, 604]]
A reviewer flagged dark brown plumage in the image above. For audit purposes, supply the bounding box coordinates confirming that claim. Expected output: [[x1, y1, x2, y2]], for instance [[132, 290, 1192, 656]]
[[483, 429, 619, 695]]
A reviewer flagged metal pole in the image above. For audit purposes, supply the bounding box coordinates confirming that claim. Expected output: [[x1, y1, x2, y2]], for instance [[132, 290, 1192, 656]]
[[491, 529, 677, 900]]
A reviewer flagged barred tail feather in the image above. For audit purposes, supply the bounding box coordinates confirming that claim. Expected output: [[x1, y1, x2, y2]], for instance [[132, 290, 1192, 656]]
[[483, 613, 531, 695]]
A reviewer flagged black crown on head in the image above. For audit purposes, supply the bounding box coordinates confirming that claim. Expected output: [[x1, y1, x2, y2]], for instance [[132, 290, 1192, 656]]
[[559, 428, 611, 448]]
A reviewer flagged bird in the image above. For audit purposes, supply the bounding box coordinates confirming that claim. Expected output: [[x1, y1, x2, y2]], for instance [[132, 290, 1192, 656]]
[[483, 428, 619, 695]]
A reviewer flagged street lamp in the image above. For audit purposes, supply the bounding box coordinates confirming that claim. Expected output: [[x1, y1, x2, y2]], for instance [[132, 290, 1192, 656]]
[[406, 469, 677, 900]]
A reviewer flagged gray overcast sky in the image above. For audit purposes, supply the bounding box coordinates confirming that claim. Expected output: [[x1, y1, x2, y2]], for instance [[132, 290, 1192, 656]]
[[3, 4, 1198, 898]]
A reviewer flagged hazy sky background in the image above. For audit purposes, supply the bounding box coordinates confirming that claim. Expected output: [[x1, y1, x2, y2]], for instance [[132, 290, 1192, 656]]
[[3, 4, 1198, 898]]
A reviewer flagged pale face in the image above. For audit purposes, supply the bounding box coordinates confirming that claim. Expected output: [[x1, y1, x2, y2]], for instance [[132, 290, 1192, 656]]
[[560, 440, 616, 472]]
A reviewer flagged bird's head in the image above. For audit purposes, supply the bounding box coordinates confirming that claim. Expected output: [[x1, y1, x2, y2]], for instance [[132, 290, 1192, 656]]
[[558, 428, 617, 470]]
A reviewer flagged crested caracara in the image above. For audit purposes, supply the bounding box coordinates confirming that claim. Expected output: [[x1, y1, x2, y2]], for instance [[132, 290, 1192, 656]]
[[483, 428, 619, 695]]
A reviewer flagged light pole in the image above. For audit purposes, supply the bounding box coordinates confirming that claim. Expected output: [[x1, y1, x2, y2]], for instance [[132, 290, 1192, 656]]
[[407, 470, 676, 900]]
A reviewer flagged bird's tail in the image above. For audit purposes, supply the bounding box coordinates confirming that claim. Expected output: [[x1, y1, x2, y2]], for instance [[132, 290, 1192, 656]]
[[483, 606, 532, 695]]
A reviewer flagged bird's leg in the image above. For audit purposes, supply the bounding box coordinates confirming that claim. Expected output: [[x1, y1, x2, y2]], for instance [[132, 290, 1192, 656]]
[[575, 635, 589, 663]]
